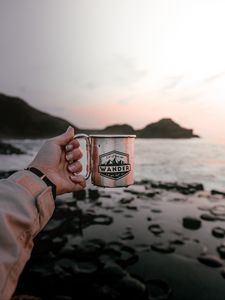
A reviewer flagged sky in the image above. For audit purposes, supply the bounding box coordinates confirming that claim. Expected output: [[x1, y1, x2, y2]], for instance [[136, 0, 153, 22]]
[[0, 0, 225, 141]]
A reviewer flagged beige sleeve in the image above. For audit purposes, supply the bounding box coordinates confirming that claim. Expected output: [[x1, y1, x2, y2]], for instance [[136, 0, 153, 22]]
[[0, 170, 55, 300]]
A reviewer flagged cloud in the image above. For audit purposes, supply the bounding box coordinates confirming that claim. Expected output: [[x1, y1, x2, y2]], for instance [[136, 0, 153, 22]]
[[162, 75, 184, 91], [203, 72, 225, 83]]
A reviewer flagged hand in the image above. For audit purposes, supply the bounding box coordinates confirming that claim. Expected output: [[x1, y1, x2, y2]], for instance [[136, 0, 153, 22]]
[[28, 126, 86, 195]]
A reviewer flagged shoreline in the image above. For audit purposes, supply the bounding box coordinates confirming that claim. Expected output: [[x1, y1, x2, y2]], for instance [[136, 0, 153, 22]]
[[10, 178, 225, 300]]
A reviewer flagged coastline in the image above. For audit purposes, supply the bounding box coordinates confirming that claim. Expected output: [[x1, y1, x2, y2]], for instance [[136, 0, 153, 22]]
[[10, 179, 225, 300]]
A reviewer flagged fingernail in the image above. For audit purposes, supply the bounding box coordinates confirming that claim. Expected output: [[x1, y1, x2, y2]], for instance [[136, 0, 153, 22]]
[[70, 175, 82, 182], [68, 164, 75, 172], [66, 144, 73, 151], [66, 153, 73, 161]]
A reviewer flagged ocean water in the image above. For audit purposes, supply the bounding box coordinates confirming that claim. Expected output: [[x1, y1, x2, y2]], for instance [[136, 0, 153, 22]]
[[1, 138, 225, 191]]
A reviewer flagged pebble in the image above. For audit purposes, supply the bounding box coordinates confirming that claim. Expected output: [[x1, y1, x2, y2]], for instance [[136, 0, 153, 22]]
[[212, 227, 225, 238], [148, 224, 164, 235], [182, 217, 201, 230]]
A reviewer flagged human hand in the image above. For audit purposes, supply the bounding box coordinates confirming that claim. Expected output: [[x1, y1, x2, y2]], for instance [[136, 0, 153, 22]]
[[28, 126, 86, 195]]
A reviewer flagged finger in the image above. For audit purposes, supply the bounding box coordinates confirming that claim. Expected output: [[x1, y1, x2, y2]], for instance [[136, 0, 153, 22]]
[[67, 161, 83, 173], [70, 174, 86, 189], [65, 139, 80, 152], [66, 148, 82, 162], [53, 126, 75, 146]]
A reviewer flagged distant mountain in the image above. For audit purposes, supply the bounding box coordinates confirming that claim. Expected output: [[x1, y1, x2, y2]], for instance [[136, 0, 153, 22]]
[[0, 93, 77, 138], [137, 118, 199, 138], [100, 124, 136, 135], [0, 93, 199, 139]]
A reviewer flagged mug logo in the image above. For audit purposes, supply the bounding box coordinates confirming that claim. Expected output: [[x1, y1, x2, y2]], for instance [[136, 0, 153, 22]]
[[99, 150, 131, 180]]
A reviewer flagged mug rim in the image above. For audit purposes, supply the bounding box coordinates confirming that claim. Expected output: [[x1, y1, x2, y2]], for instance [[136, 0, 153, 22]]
[[89, 134, 136, 138]]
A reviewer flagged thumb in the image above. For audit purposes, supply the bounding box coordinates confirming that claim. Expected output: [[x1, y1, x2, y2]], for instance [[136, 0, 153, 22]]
[[54, 126, 75, 146]]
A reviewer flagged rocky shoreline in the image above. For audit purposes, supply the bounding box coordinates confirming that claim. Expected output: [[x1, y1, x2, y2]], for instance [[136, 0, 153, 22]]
[[0, 173, 222, 300]]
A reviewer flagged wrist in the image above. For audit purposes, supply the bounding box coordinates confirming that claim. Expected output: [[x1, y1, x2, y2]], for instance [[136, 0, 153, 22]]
[[25, 167, 56, 200]]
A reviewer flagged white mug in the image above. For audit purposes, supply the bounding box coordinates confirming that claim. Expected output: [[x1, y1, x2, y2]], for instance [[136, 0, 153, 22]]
[[75, 134, 136, 188]]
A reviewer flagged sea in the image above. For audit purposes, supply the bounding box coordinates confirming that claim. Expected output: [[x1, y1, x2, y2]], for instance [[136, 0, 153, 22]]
[[1, 138, 225, 191]]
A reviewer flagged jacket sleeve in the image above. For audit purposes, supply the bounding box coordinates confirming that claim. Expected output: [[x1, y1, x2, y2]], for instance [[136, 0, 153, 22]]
[[0, 170, 55, 300]]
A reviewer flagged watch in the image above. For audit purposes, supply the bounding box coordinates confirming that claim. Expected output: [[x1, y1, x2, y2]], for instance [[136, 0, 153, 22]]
[[26, 167, 56, 200]]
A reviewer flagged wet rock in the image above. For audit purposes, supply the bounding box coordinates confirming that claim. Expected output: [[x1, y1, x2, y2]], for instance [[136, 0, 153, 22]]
[[0, 170, 17, 179], [93, 214, 113, 225], [148, 224, 164, 235], [217, 245, 225, 259], [151, 242, 175, 254], [200, 214, 217, 222], [197, 255, 223, 267], [212, 227, 225, 238], [100, 262, 127, 281], [146, 279, 173, 300], [211, 190, 225, 197], [151, 208, 162, 213], [211, 205, 225, 217], [88, 189, 100, 200], [72, 189, 86, 200], [0, 141, 25, 154], [119, 196, 135, 204], [182, 217, 201, 230], [150, 181, 204, 194], [120, 229, 134, 240], [114, 275, 147, 299]]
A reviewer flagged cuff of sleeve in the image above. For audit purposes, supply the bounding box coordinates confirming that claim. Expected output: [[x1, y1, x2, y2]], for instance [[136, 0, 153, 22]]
[[8, 170, 55, 232]]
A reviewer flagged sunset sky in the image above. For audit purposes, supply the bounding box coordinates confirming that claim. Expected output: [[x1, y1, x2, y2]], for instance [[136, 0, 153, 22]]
[[0, 0, 225, 141]]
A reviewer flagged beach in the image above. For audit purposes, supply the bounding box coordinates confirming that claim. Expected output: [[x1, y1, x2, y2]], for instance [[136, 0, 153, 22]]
[[11, 180, 225, 300]]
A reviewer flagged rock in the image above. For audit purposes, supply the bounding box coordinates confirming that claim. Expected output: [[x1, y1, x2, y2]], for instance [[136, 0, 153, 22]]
[[200, 214, 217, 222], [197, 255, 223, 267], [72, 189, 86, 200], [88, 189, 100, 200], [151, 242, 175, 254], [212, 227, 225, 238], [148, 224, 164, 235], [146, 279, 172, 300], [0, 141, 25, 154], [211, 190, 225, 197], [182, 217, 202, 230], [0, 170, 17, 179], [217, 245, 225, 259]]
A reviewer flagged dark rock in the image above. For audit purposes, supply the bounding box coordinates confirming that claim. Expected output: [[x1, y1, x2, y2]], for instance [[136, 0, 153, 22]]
[[200, 214, 217, 222], [148, 224, 164, 235], [151, 242, 175, 254], [217, 245, 225, 259], [88, 189, 100, 200], [212, 227, 225, 238], [0, 141, 25, 154], [211, 190, 225, 197], [72, 189, 86, 200], [0, 170, 17, 179], [150, 181, 203, 194], [182, 217, 202, 230], [197, 255, 223, 267], [146, 279, 173, 300]]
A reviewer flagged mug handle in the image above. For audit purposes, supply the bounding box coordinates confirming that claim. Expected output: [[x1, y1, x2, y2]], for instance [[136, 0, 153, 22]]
[[74, 133, 91, 180]]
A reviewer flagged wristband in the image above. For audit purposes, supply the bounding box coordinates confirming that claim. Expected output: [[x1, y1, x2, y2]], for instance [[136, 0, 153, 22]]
[[26, 167, 56, 200]]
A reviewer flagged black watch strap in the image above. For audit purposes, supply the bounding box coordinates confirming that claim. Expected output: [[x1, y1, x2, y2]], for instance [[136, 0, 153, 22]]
[[26, 167, 56, 200]]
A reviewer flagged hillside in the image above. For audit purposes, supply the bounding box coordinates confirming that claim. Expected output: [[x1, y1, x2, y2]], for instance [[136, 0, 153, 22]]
[[137, 118, 199, 138], [0, 93, 77, 138]]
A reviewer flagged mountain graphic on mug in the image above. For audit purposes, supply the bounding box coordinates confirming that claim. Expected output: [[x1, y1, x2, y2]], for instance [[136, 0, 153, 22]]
[[99, 151, 131, 180]]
